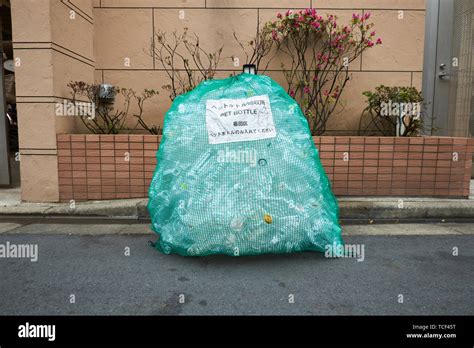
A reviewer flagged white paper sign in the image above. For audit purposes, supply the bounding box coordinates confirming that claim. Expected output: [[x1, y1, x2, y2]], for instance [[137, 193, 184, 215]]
[[206, 95, 276, 144]]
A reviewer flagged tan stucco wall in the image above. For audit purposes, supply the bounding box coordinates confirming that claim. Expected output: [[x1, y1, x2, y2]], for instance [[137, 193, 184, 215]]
[[11, 0, 425, 201], [12, 0, 95, 201], [93, 0, 425, 134]]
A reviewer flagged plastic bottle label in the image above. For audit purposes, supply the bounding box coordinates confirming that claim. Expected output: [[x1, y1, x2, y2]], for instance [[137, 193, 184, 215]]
[[206, 94, 276, 144]]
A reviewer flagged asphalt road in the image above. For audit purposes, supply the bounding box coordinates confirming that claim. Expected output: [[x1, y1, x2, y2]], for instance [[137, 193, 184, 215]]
[[0, 224, 473, 315]]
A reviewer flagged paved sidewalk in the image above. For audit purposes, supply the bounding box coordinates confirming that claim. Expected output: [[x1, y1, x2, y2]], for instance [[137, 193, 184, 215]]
[[1, 180, 473, 221], [1, 196, 474, 221]]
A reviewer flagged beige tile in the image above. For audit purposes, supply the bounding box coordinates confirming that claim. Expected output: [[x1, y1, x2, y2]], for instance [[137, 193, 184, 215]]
[[94, 8, 154, 69], [13, 49, 54, 97], [361, 10, 425, 71], [206, 0, 310, 8], [11, 0, 52, 42], [312, 0, 425, 10], [412, 72, 422, 90], [52, 50, 95, 98], [101, 0, 205, 7], [56, 115, 86, 135], [153, 8, 258, 70], [94, 69, 104, 84], [17, 103, 57, 149], [69, 0, 94, 18], [20, 155, 60, 202], [51, 0, 95, 61]]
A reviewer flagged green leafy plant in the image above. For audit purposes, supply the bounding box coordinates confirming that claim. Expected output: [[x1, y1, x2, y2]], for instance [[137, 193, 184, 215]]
[[358, 85, 426, 137]]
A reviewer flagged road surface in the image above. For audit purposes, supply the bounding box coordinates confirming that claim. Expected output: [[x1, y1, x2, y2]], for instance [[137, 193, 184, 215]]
[[0, 222, 473, 315]]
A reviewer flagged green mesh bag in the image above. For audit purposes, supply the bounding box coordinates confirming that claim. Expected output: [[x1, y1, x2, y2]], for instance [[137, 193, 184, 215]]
[[148, 73, 344, 256]]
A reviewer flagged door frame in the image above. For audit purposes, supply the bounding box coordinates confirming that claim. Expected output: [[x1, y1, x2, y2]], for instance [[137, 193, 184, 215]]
[[422, 0, 456, 136], [0, 8, 11, 186]]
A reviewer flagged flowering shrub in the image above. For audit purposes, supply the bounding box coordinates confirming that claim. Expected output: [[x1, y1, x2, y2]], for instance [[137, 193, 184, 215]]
[[267, 9, 382, 135]]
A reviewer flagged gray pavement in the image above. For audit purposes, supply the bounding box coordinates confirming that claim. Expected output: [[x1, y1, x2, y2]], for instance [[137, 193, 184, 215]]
[[0, 222, 473, 315], [1, 191, 474, 221]]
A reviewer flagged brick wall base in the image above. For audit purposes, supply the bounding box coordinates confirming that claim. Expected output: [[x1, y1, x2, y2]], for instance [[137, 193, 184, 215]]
[[57, 135, 473, 202]]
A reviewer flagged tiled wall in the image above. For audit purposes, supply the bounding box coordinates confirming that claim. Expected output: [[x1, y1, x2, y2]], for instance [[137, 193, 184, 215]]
[[11, 0, 427, 202], [57, 135, 473, 202], [57, 134, 158, 201], [93, 0, 426, 134], [315, 136, 473, 197]]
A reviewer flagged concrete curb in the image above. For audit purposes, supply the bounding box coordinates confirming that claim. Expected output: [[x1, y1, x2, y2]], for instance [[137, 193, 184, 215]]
[[1, 197, 473, 221], [338, 199, 474, 220]]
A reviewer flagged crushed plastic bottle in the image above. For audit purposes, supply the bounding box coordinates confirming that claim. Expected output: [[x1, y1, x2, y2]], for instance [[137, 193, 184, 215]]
[[148, 73, 344, 256]]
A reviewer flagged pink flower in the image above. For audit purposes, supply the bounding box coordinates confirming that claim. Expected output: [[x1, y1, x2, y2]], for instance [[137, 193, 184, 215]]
[[289, 90, 296, 97], [277, 12, 282, 19], [313, 75, 318, 81], [311, 21, 321, 29], [370, 30, 376, 36], [364, 12, 371, 20], [376, 38, 382, 45], [303, 86, 310, 94], [366, 40, 374, 47], [352, 13, 360, 20]]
